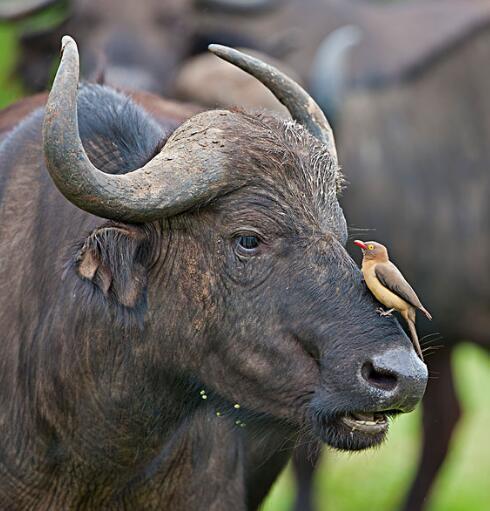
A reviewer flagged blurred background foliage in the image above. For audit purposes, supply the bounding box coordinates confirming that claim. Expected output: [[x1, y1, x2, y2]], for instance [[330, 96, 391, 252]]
[[1, 6, 489, 511], [0, 24, 24, 107]]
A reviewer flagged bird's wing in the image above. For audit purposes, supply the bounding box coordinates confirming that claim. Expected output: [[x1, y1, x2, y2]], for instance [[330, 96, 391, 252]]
[[374, 262, 424, 310]]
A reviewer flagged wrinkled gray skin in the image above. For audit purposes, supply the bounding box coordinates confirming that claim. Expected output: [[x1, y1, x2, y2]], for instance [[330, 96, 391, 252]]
[[0, 47, 428, 509]]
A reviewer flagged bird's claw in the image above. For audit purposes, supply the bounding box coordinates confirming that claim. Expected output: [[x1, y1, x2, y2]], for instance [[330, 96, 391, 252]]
[[376, 307, 394, 317]]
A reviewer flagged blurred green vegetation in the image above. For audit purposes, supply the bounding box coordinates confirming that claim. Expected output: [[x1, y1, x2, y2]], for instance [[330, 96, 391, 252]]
[[0, 1, 68, 108], [262, 344, 490, 511], [0, 24, 24, 108], [0, 18, 488, 511]]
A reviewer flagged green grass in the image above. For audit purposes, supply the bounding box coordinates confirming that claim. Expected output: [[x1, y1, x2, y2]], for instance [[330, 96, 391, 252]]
[[262, 344, 490, 511], [0, 23, 24, 108], [0, 2, 70, 109]]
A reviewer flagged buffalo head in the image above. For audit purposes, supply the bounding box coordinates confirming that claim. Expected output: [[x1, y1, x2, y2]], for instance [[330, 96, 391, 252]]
[[43, 36, 427, 451]]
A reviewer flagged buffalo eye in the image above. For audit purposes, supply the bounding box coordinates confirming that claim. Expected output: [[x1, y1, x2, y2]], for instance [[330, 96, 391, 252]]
[[236, 235, 260, 255]]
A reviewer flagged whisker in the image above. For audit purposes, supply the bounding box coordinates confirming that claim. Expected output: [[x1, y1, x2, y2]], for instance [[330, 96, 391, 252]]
[[419, 332, 442, 343], [421, 342, 444, 353], [347, 226, 376, 234], [422, 344, 444, 353]]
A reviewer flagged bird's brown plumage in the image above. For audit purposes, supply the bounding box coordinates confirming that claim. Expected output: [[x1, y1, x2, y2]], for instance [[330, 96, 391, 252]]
[[354, 240, 431, 360]]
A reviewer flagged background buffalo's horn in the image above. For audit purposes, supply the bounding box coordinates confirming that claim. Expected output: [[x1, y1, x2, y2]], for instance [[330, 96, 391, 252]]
[[208, 43, 337, 160], [0, 0, 60, 20], [310, 25, 363, 124], [43, 36, 239, 223]]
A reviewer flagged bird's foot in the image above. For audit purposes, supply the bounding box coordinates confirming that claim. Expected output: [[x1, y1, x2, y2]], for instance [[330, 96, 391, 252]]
[[376, 307, 395, 317]]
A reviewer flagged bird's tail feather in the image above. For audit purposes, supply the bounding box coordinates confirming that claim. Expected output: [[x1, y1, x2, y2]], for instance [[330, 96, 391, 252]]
[[420, 307, 432, 321], [407, 320, 424, 361]]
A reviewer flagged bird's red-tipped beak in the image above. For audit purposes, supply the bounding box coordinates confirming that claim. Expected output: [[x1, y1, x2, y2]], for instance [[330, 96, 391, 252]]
[[354, 240, 368, 250]]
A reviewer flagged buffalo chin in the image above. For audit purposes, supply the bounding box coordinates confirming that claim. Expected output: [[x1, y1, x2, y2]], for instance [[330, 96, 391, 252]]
[[318, 412, 389, 451]]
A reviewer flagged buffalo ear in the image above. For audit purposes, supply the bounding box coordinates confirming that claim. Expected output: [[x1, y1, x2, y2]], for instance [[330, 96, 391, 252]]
[[75, 223, 150, 309]]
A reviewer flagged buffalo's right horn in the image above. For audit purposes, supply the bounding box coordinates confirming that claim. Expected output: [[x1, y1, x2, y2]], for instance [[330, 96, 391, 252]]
[[0, 0, 60, 20], [208, 43, 337, 161], [43, 36, 242, 223]]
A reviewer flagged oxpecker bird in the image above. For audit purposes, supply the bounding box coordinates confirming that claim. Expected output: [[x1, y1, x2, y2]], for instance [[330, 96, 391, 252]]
[[353, 240, 431, 361]]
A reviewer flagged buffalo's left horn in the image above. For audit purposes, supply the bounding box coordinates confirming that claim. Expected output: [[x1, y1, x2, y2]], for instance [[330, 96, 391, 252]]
[[208, 43, 337, 161], [43, 36, 242, 222]]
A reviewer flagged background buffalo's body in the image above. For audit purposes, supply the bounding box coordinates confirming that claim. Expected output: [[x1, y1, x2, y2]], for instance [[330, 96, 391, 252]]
[[290, 5, 490, 511], [0, 0, 286, 94], [339, 23, 490, 511]]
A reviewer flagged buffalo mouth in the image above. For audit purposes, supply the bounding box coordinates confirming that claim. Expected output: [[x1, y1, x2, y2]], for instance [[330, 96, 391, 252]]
[[340, 411, 388, 434], [314, 410, 392, 451]]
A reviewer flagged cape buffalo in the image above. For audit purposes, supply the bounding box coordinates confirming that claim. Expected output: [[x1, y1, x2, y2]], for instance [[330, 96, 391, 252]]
[[0, 37, 427, 509]]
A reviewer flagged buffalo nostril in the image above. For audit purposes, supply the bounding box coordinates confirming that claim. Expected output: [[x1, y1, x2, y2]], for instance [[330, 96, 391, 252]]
[[361, 361, 398, 392]]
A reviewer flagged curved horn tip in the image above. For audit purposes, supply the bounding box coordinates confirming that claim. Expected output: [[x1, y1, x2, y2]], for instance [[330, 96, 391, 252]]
[[208, 44, 232, 57], [61, 35, 77, 54], [208, 44, 251, 63], [208, 44, 270, 75]]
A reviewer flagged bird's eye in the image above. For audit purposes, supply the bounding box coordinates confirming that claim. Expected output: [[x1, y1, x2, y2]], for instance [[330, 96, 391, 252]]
[[236, 235, 260, 254], [368, 244, 374, 250]]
